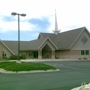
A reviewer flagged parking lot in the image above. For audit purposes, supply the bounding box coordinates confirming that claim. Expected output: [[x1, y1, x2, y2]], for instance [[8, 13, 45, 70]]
[[0, 60, 90, 90]]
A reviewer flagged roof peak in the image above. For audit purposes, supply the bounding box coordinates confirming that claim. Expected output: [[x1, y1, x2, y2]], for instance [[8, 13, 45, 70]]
[[60, 26, 86, 34]]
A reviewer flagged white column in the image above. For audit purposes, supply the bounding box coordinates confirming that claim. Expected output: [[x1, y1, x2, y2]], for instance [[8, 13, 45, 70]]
[[52, 50, 55, 59], [38, 50, 42, 59]]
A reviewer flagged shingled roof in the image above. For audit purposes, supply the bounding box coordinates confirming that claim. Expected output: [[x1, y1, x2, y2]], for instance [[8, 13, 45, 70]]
[[2, 38, 46, 54], [2, 27, 88, 54], [40, 27, 86, 49]]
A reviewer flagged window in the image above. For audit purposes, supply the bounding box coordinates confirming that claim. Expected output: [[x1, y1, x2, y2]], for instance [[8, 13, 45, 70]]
[[5, 53, 6, 57], [81, 50, 89, 55], [2, 51, 6, 59], [81, 50, 84, 55], [29, 52, 33, 56], [81, 35, 88, 44], [86, 50, 89, 55]]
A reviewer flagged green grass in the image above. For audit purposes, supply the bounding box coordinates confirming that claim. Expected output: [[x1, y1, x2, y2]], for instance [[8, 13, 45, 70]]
[[0, 61, 56, 72]]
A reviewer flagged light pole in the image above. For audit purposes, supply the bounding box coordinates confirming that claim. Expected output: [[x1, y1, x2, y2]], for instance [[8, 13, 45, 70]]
[[11, 12, 26, 61]]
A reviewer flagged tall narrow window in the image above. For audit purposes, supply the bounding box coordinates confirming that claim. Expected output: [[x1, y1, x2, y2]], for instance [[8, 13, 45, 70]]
[[81, 50, 89, 55], [29, 52, 33, 56], [2, 51, 6, 59], [81, 50, 84, 55], [86, 50, 89, 55], [5, 53, 6, 57]]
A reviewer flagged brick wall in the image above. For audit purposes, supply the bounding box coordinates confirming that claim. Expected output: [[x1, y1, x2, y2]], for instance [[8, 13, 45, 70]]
[[55, 50, 81, 59], [20, 51, 36, 59], [69, 50, 80, 55], [42, 51, 52, 59], [56, 50, 80, 55]]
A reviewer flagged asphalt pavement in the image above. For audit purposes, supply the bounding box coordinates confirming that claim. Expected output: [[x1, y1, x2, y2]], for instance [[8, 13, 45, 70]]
[[0, 60, 90, 90]]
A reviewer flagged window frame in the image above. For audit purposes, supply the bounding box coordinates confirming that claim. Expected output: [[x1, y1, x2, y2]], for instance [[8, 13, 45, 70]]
[[29, 52, 33, 56], [85, 50, 89, 55], [81, 50, 89, 55], [81, 50, 84, 55]]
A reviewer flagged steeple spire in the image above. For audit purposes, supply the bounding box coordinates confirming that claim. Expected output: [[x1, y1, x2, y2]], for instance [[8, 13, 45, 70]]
[[55, 9, 58, 31], [53, 9, 60, 35]]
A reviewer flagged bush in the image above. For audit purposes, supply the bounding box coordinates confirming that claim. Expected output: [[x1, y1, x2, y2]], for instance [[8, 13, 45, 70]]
[[10, 55, 18, 60], [78, 58, 82, 60], [83, 58, 87, 60], [9, 54, 26, 60], [4, 57, 10, 60], [20, 54, 26, 59]]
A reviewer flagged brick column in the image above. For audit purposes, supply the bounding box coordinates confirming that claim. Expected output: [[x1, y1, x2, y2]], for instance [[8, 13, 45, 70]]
[[38, 50, 42, 59], [52, 50, 55, 59]]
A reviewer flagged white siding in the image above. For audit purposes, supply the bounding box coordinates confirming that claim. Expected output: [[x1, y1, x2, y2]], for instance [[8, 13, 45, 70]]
[[71, 30, 90, 50], [2, 45, 12, 58], [71, 30, 90, 59]]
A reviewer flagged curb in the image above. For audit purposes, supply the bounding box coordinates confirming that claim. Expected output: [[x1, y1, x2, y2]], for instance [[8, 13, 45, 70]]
[[0, 69, 60, 74]]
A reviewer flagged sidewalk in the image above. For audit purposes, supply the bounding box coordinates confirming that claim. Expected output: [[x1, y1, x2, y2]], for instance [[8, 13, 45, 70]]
[[20, 59, 90, 62], [1, 59, 89, 62], [20, 59, 79, 62]]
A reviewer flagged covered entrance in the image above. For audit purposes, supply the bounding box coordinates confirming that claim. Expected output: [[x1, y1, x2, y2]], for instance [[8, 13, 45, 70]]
[[38, 38, 58, 59], [42, 44, 52, 59]]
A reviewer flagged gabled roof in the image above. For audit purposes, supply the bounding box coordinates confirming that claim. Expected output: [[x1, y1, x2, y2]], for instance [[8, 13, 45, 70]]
[[2, 27, 89, 54], [40, 27, 87, 49], [38, 37, 58, 50], [2, 38, 46, 54], [0, 40, 15, 55], [2, 37, 57, 54]]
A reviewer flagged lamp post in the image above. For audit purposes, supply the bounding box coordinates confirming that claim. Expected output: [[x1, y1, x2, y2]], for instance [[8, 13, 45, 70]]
[[11, 12, 26, 61]]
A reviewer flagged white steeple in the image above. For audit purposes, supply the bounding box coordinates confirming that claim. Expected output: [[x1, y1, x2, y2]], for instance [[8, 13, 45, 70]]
[[53, 10, 60, 35]]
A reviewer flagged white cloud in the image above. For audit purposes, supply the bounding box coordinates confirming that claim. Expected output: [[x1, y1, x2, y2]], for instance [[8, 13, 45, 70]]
[[0, 18, 37, 33], [47, 0, 90, 32], [0, 0, 90, 33]]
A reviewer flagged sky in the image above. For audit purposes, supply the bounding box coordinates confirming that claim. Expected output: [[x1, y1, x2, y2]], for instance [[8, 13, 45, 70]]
[[0, 0, 90, 41]]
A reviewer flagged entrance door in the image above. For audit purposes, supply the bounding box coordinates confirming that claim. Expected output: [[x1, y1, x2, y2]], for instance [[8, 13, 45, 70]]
[[34, 52, 38, 58]]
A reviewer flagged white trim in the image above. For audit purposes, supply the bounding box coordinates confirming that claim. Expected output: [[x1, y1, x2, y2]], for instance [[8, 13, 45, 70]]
[[38, 33, 43, 39], [47, 37, 58, 49], [38, 37, 58, 50], [69, 28, 85, 49], [0, 40, 15, 55]]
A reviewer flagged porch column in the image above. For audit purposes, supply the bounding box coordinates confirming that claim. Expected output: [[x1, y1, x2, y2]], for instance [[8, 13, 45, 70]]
[[52, 50, 55, 59], [38, 50, 42, 59]]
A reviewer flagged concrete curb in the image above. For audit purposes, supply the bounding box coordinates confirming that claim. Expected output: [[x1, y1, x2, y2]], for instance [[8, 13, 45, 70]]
[[1, 59, 90, 62], [0, 68, 60, 74], [9, 59, 88, 62]]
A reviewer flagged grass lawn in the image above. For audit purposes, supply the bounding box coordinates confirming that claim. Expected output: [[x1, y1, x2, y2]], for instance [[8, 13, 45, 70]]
[[0, 61, 56, 72]]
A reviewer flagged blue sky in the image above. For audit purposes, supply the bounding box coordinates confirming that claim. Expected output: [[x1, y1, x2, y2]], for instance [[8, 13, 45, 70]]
[[0, 0, 90, 41]]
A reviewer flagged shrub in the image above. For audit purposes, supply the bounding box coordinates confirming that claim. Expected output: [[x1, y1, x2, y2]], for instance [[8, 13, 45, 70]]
[[4, 57, 10, 60], [78, 58, 82, 60], [83, 58, 87, 60], [9, 55, 18, 60], [20, 54, 26, 59]]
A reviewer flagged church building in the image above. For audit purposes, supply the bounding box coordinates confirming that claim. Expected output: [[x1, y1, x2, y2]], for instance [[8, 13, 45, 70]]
[[0, 11, 90, 60]]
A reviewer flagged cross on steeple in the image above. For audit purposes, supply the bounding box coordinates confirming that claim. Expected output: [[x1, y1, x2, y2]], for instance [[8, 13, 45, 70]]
[[53, 10, 60, 35]]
